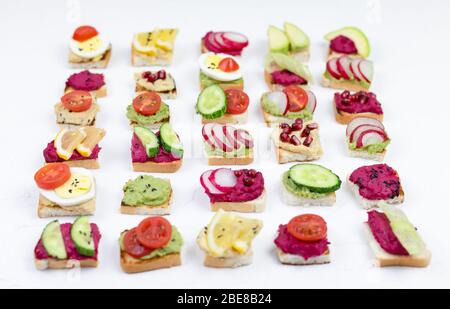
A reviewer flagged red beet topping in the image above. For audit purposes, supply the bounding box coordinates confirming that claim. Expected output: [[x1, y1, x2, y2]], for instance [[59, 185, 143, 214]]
[[274, 225, 329, 260], [330, 35, 358, 54], [131, 133, 181, 163], [66, 70, 105, 91], [271, 70, 307, 86], [349, 164, 400, 200], [205, 169, 264, 203], [34, 223, 101, 260], [335, 91, 383, 115], [367, 211, 409, 256], [43, 141, 100, 162]]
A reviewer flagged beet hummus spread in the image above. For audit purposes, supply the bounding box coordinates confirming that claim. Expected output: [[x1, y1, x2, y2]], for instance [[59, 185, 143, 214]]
[[367, 211, 408, 256], [66, 70, 105, 91], [34, 223, 101, 260], [330, 35, 357, 54], [206, 169, 264, 203], [131, 133, 180, 163], [335, 91, 383, 114], [271, 70, 307, 86], [349, 164, 400, 200], [44, 141, 100, 162], [274, 225, 329, 260]]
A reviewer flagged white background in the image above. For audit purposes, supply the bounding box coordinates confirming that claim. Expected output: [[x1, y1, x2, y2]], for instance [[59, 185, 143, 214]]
[[1, 0, 449, 289]]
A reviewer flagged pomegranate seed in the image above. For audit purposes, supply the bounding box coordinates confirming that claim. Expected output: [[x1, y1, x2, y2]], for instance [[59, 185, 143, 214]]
[[280, 133, 290, 143], [294, 118, 303, 124], [301, 128, 311, 138], [341, 90, 350, 98], [157, 70, 166, 80], [146, 73, 157, 82], [279, 123, 290, 129], [142, 71, 150, 78], [290, 135, 301, 146], [303, 136, 313, 147], [291, 122, 303, 131], [234, 170, 243, 177], [243, 177, 255, 186], [306, 123, 318, 130], [282, 126, 292, 134], [246, 169, 257, 178]]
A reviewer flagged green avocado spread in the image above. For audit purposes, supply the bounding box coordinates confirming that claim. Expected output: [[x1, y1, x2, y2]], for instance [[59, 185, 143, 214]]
[[120, 226, 183, 260], [261, 94, 313, 120], [324, 71, 370, 89], [199, 71, 243, 88], [126, 102, 170, 125], [348, 140, 390, 154], [204, 142, 252, 158], [122, 175, 171, 206], [282, 171, 327, 199]]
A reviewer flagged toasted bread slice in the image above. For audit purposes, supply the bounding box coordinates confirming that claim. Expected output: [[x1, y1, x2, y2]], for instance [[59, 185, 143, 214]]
[[364, 224, 431, 267], [46, 159, 100, 169], [348, 148, 386, 162], [38, 195, 95, 218], [276, 248, 330, 265], [132, 160, 182, 173], [201, 112, 247, 125], [35, 258, 98, 270], [211, 190, 266, 213], [69, 48, 112, 69], [203, 250, 253, 268], [281, 184, 336, 207], [121, 192, 172, 215], [131, 45, 173, 67], [120, 251, 181, 273], [65, 85, 107, 98], [321, 75, 370, 92], [333, 99, 383, 124], [208, 154, 253, 166]]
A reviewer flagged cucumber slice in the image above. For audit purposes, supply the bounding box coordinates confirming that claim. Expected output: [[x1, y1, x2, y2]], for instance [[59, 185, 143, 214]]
[[41, 220, 67, 260], [160, 123, 183, 157], [71, 216, 95, 257], [289, 164, 341, 193], [134, 126, 160, 158], [196, 85, 227, 119]]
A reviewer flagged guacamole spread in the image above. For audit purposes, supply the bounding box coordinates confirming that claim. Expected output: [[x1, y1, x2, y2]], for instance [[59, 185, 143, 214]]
[[324, 71, 370, 88], [282, 171, 326, 199], [126, 103, 170, 125], [200, 71, 243, 88], [122, 175, 171, 206], [349, 140, 390, 154], [204, 142, 252, 158], [261, 94, 313, 120]]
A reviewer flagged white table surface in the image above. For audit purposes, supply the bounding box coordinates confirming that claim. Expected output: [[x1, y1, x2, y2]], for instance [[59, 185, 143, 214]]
[[1, 0, 450, 289]]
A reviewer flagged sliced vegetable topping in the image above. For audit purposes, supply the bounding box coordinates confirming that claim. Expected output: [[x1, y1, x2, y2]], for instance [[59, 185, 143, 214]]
[[283, 85, 308, 112], [136, 217, 172, 250], [72, 25, 98, 42], [289, 164, 341, 194], [159, 123, 183, 157], [218, 57, 240, 72], [133, 92, 162, 116], [225, 89, 249, 114], [133, 126, 160, 158], [41, 220, 67, 260], [34, 163, 71, 190], [287, 214, 327, 242], [61, 90, 93, 112], [196, 85, 227, 119], [123, 228, 153, 258]]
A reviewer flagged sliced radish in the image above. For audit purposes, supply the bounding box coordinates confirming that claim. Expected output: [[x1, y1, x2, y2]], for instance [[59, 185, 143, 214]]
[[336, 56, 353, 80], [350, 59, 363, 82], [349, 124, 385, 143], [267, 91, 289, 115], [221, 32, 249, 50], [305, 90, 317, 113], [211, 124, 234, 152], [326, 58, 341, 79], [200, 170, 225, 195], [202, 123, 217, 149], [346, 117, 384, 136], [356, 130, 387, 148], [222, 125, 240, 150], [213, 32, 232, 51], [208, 168, 237, 193], [234, 129, 254, 148], [358, 60, 373, 83], [204, 31, 223, 53]]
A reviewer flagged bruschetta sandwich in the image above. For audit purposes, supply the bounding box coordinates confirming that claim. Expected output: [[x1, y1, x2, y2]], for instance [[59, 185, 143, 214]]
[[201, 123, 254, 165], [200, 168, 266, 213], [43, 126, 105, 169], [265, 53, 312, 91], [282, 164, 341, 206], [348, 164, 404, 209], [199, 52, 243, 91], [65, 70, 107, 98], [268, 22, 310, 62], [196, 85, 249, 125], [34, 217, 101, 270], [346, 117, 390, 161], [275, 214, 330, 265], [201, 31, 249, 56], [121, 175, 172, 215], [55, 90, 100, 127], [334, 90, 383, 124], [196, 209, 263, 268], [132, 28, 178, 66], [35, 163, 96, 218], [120, 217, 183, 273], [365, 204, 431, 267], [134, 70, 177, 99], [126, 91, 170, 129], [69, 25, 111, 69], [131, 124, 183, 173], [324, 26, 371, 59]]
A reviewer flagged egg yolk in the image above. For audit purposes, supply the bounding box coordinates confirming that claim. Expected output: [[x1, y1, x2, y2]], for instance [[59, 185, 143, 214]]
[[77, 36, 103, 52]]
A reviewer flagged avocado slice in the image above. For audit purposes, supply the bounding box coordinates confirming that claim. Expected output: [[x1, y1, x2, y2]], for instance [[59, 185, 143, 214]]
[[270, 53, 312, 82], [284, 22, 309, 51], [324, 26, 371, 58], [267, 25, 290, 54]]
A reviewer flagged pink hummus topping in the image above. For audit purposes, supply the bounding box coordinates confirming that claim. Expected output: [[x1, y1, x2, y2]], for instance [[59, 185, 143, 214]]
[[66, 70, 105, 91], [131, 133, 181, 163], [43, 141, 100, 162]]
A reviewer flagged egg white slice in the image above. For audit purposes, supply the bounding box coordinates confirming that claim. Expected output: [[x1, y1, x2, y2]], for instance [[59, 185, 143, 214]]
[[40, 167, 95, 207], [199, 53, 242, 82], [70, 35, 110, 59]]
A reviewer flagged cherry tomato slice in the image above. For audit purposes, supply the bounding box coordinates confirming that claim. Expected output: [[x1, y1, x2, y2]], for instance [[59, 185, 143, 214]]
[[72, 25, 98, 42], [283, 85, 308, 112], [61, 90, 93, 112], [34, 163, 71, 190], [218, 57, 239, 72], [123, 228, 153, 259], [133, 92, 162, 116], [136, 217, 172, 249], [287, 214, 327, 242], [225, 89, 249, 114]]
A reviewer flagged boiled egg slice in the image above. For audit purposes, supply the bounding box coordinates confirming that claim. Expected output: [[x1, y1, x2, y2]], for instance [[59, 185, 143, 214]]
[[199, 53, 242, 82], [70, 35, 110, 59]]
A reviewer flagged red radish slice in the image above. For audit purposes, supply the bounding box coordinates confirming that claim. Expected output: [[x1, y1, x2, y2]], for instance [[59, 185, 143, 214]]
[[211, 124, 234, 152], [221, 32, 249, 50], [222, 125, 240, 150], [202, 123, 217, 149], [346, 117, 384, 136], [305, 90, 317, 113], [213, 32, 232, 50], [350, 59, 363, 82], [336, 56, 353, 80], [358, 60, 373, 83], [326, 58, 342, 79], [267, 91, 289, 115], [234, 129, 254, 148], [200, 170, 225, 195], [208, 168, 237, 193], [356, 130, 387, 148], [204, 32, 223, 53], [349, 124, 385, 143]]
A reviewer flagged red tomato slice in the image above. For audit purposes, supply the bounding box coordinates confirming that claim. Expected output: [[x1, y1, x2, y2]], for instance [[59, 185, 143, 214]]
[[34, 163, 71, 190], [61, 91, 93, 112], [72, 25, 98, 42], [225, 89, 249, 114], [287, 214, 327, 242], [136, 217, 172, 249], [218, 57, 239, 72], [133, 92, 162, 116], [283, 85, 308, 112], [123, 228, 153, 259]]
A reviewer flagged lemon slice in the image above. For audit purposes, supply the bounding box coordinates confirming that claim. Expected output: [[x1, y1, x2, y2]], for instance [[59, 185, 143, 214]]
[[76, 127, 106, 157], [54, 128, 87, 160], [133, 32, 157, 55], [154, 28, 178, 52]]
